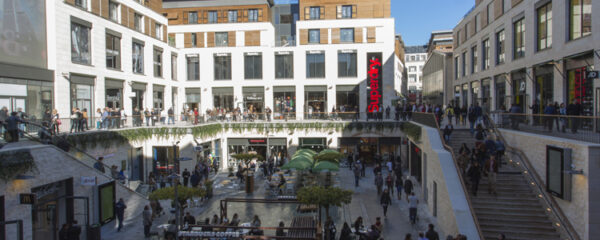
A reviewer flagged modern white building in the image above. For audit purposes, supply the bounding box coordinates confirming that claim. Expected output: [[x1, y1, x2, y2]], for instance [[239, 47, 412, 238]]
[[404, 45, 427, 103]]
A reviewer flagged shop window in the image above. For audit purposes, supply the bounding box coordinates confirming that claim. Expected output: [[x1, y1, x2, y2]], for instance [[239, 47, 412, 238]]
[[106, 33, 121, 69], [214, 54, 231, 80], [338, 51, 357, 77], [71, 22, 91, 64], [275, 53, 293, 79], [306, 53, 325, 78], [244, 53, 262, 79], [132, 41, 144, 74]]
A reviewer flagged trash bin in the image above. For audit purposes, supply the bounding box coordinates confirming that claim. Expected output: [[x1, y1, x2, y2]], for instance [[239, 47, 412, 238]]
[[245, 174, 254, 193], [87, 224, 101, 240]]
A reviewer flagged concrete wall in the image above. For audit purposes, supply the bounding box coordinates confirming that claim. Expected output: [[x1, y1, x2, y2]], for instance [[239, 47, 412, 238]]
[[499, 129, 600, 240], [410, 124, 480, 239], [0, 145, 148, 240]]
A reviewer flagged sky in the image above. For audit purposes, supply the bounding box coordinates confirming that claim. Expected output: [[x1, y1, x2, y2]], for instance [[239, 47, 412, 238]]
[[391, 0, 475, 46]]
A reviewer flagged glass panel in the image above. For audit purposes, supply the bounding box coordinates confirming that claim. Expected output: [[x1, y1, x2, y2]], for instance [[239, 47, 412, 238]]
[[310, 7, 320, 19], [189, 12, 198, 24], [304, 90, 327, 119], [308, 29, 320, 43], [340, 28, 354, 42], [208, 11, 218, 23], [215, 32, 228, 46], [496, 30, 505, 64], [273, 90, 296, 120], [214, 55, 231, 80], [106, 34, 120, 69], [248, 9, 258, 22], [275, 54, 293, 79], [306, 53, 325, 78], [342, 5, 352, 18], [109, 2, 119, 22], [172, 55, 178, 80], [187, 56, 199, 80], [228, 11, 237, 22], [244, 54, 262, 79], [132, 42, 144, 73], [338, 52, 357, 77]]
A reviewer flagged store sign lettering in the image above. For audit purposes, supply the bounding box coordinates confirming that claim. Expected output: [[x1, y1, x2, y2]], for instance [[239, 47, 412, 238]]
[[367, 53, 383, 113]]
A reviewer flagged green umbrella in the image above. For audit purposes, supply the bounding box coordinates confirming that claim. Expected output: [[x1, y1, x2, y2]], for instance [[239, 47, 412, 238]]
[[296, 149, 317, 156], [282, 158, 312, 170], [293, 152, 315, 160], [291, 154, 314, 164], [315, 149, 343, 163], [312, 160, 340, 172]]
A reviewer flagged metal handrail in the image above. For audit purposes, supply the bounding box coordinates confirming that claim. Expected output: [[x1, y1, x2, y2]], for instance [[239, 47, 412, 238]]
[[484, 114, 580, 240], [413, 113, 485, 240]]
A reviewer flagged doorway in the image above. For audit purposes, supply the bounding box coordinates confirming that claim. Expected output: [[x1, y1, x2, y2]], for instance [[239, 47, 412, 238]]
[[32, 203, 58, 240], [410, 142, 422, 183], [130, 147, 144, 181]]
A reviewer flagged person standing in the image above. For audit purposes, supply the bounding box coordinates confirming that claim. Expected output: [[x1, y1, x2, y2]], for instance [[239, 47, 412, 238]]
[[353, 163, 360, 187], [567, 99, 581, 133], [115, 198, 127, 231], [485, 155, 499, 195], [168, 107, 174, 125], [385, 174, 394, 195], [70, 108, 79, 133], [443, 124, 454, 142], [68, 220, 82, 240], [6, 112, 24, 142], [144, 109, 151, 126], [324, 216, 336, 240], [404, 177, 413, 202], [408, 192, 418, 224], [543, 103, 555, 132], [426, 224, 440, 240], [395, 176, 403, 200], [81, 108, 89, 131], [182, 168, 190, 187], [94, 157, 105, 173], [380, 188, 392, 217], [143, 205, 153, 237], [468, 161, 482, 196], [360, 159, 366, 177], [265, 106, 272, 122], [468, 105, 476, 135]]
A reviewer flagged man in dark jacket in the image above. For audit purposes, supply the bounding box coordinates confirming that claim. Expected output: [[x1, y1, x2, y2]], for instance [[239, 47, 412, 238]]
[[6, 112, 24, 142], [425, 224, 440, 240], [168, 107, 174, 125], [566, 99, 581, 133], [182, 168, 190, 187], [115, 198, 127, 231], [68, 220, 82, 240]]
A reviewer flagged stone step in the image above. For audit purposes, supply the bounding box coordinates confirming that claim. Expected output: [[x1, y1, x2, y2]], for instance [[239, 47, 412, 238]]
[[471, 200, 542, 209], [480, 221, 556, 232], [476, 210, 551, 221], [472, 195, 541, 203], [474, 206, 545, 215], [482, 229, 561, 240], [477, 215, 552, 225]]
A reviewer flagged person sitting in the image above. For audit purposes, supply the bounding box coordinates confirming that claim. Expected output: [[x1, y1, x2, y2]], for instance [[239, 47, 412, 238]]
[[183, 212, 196, 226], [353, 216, 364, 233], [229, 213, 240, 226], [250, 215, 263, 235], [164, 219, 177, 240], [339, 222, 352, 240]]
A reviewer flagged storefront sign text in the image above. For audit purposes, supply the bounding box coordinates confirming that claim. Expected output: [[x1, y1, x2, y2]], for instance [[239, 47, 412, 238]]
[[367, 53, 383, 112]]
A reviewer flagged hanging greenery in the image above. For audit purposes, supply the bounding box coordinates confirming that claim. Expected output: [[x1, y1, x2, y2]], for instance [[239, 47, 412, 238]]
[[0, 149, 37, 182], [401, 122, 422, 141]]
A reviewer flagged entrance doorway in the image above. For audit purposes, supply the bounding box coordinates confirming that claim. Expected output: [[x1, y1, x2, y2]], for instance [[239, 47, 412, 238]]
[[130, 147, 144, 181], [153, 146, 179, 175], [31, 179, 73, 240], [409, 142, 422, 183]]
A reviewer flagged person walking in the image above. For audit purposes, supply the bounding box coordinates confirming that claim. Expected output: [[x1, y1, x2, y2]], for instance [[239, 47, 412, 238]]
[[374, 173, 383, 195], [58, 224, 69, 240], [468, 105, 477, 135], [395, 176, 403, 200], [485, 155, 499, 195], [115, 198, 127, 231], [468, 161, 482, 196], [404, 177, 413, 202], [324, 216, 336, 240], [567, 99, 581, 133], [143, 205, 153, 237], [353, 163, 360, 187], [543, 103, 555, 132], [182, 168, 190, 187], [360, 160, 366, 177], [408, 192, 418, 224], [380, 188, 392, 217], [68, 220, 82, 240], [385, 174, 394, 194], [443, 124, 454, 142], [426, 224, 440, 240]]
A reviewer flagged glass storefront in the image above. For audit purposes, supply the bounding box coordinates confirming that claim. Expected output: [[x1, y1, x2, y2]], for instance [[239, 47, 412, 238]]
[[153, 85, 164, 110], [494, 75, 506, 110], [453, 86, 460, 108], [273, 86, 296, 120], [336, 85, 358, 119], [131, 82, 146, 112], [105, 79, 123, 109], [153, 146, 179, 174], [511, 70, 528, 111], [304, 86, 327, 119], [212, 87, 234, 110], [185, 88, 201, 112], [339, 137, 401, 163], [70, 75, 94, 126], [242, 87, 264, 120], [470, 81, 480, 106], [567, 66, 593, 129], [534, 65, 554, 114], [299, 138, 326, 152], [461, 84, 468, 108], [0, 78, 53, 123], [228, 138, 287, 162], [481, 79, 491, 112]]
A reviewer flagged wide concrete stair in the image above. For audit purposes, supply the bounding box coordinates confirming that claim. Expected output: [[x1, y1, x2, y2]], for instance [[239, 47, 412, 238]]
[[447, 129, 562, 240]]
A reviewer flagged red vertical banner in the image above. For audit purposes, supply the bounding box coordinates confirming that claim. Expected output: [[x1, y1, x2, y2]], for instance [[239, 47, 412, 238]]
[[367, 52, 383, 113]]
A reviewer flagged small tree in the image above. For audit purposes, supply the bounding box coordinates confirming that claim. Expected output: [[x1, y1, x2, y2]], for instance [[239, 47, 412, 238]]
[[297, 186, 353, 218], [149, 186, 206, 223]]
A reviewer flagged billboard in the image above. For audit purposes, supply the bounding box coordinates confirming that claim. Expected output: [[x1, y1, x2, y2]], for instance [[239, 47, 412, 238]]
[[0, 0, 47, 69], [98, 181, 116, 225], [367, 52, 383, 113]]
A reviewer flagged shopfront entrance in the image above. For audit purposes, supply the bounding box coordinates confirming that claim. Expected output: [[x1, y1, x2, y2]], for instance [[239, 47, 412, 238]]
[[153, 146, 179, 175], [511, 70, 528, 112], [242, 87, 264, 120], [409, 142, 422, 183], [339, 137, 401, 164], [228, 138, 287, 160], [70, 75, 95, 127], [304, 86, 327, 119], [105, 79, 123, 109], [131, 82, 146, 113], [566, 53, 594, 130], [31, 179, 74, 240], [0, 79, 53, 122]]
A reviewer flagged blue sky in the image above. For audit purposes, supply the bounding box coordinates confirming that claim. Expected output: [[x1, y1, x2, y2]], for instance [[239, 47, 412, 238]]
[[391, 0, 475, 46]]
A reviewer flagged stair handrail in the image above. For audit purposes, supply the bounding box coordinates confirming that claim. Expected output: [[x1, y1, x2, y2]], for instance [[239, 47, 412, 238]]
[[483, 114, 580, 240], [415, 113, 485, 240], [20, 123, 149, 198]]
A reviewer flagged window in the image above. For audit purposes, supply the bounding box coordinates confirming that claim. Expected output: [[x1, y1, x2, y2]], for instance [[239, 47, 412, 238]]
[[306, 52, 325, 78], [340, 28, 354, 42], [187, 56, 199, 81], [228, 10, 238, 23], [280, 14, 292, 24], [188, 11, 198, 24], [171, 54, 178, 80], [537, 3, 552, 50], [134, 13, 143, 32], [454, 56, 459, 80], [569, 0, 591, 40], [106, 33, 120, 69], [208, 11, 218, 23], [248, 9, 259, 22], [482, 39, 490, 70], [153, 49, 162, 77], [244, 53, 262, 79], [191, 33, 197, 47], [109, 1, 119, 22], [411, 55, 416, 61], [71, 22, 91, 64], [132, 42, 144, 74], [309, 7, 320, 20], [405, 56, 410, 62], [308, 29, 320, 43], [75, 0, 87, 9], [214, 54, 231, 80], [409, 74, 416, 82], [275, 53, 293, 79], [409, 66, 416, 72], [338, 51, 357, 77], [215, 32, 228, 46], [461, 52, 466, 76], [486, 3, 491, 25], [496, 30, 505, 65], [474, 13, 479, 33], [155, 24, 162, 40], [471, 46, 478, 73], [513, 18, 525, 59], [341, 5, 352, 19]]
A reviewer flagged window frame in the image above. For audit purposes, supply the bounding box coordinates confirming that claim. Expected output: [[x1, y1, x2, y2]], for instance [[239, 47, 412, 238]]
[[186, 55, 199, 81], [536, 2, 552, 51], [482, 38, 490, 70], [132, 41, 144, 74], [153, 48, 163, 78], [275, 53, 294, 79], [471, 45, 478, 74], [248, 9, 259, 22], [208, 11, 218, 23], [340, 28, 355, 43], [71, 22, 92, 65], [171, 54, 178, 81], [105, 33, 121, 69], [228, 10, 238, 23], [496, 30, 505, 65], [155, 23, 162, 40], [337, 51, 357, 78], [215, 32, 229, 47], [513, 18, 525, 60], [214, 54, 232, 80], [108, 1, 119, 22], [244, 53, 263, 80], [134, 13, 143, 32], [309, 6, 320, 20], [75, 0, 87, 10], [306, 52, 325, 78], [569, 0, 592, 40], [341, 5, 353, 19], [308, 29, 320, 44], [188, 11, 198, 24]]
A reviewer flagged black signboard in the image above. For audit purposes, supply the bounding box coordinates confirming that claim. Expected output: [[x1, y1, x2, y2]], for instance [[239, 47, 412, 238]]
[[19, 193, 35, 205], [367, 52, 383, 113]]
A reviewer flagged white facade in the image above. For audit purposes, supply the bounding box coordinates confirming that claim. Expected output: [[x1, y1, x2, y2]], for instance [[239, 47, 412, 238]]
[[47, 1, 399, 121], [405, 52, 426, 92]]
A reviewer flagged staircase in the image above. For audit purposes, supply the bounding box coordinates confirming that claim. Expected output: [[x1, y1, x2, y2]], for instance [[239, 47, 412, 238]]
[[447, 129, 562, 240]]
